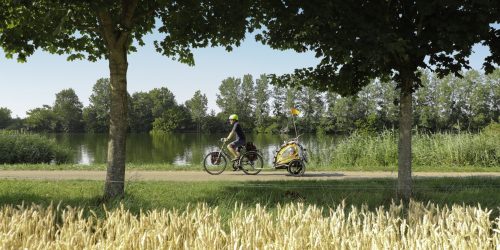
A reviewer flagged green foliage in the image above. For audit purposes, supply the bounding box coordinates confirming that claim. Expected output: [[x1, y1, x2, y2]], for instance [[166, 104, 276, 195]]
[[0, 107, 12, 129], [217, 77, 242, 118], [129, 91, 154, 133], [201, 111, 226, 133], [83, 78, 111, 133], [24, 105, 58, 132], [149, 87, 176, 118], [152, 105, 191, 133], [185, 90, 208, 132], [257, 0, 499, 93], [297, 86, 324, 132], [0, 1, 253, 65], [0, 131, 71, 164], [241, 74, 255, 126], [254, 74, 271, 131], [53, 88, 83, 132]]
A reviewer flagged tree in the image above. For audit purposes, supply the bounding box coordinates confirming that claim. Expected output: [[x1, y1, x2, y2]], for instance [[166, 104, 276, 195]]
[[413, 71, 439, 131], [485, 69, 500, 124], [185, 90, 208, 133], [152, 105, 191, 132], [257, 0, 499, 201], [284, 85, 299, 133], [216, 77, 242, 118], [271, 85, 286, 132], [25, 105, 57, 132], [1, 0, 253, 199], [321, 92, 339, 133], [352, 83, 378, 133], [254, 74, 270, 132], [330, 95, 357, 133], [53, 88, 83, 132], [297, 86, 324, 132], [83, 78, 111, 133], [0, 107, 12, 129], [149, 87, 176, 119], [149, 87, 179, 133], [129, 91, 153, 133], [241, 74, 255, 127], [375, 80, 399, 130]]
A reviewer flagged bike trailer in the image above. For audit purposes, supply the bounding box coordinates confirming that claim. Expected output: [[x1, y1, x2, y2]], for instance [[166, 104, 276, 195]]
[[273, 141, 307, 167]]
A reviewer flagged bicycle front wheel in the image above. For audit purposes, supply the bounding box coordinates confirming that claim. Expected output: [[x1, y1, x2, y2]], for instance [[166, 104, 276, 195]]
[[239, 151, 263, 175], [203, 152, 227, 175]]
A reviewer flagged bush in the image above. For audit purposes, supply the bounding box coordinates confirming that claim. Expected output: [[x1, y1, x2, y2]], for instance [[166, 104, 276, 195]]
[[0, 131, 72, 164]]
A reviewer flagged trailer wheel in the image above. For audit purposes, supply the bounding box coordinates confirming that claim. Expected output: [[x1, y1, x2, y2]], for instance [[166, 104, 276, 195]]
[[287, 159, 305, 176]]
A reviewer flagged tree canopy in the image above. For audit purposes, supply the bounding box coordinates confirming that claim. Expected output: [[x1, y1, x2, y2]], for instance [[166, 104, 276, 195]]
[[0, 0, 255, 199], [255, 0, 500, 201], [0, 0, 254, 64], [257, 0, 499, 92]]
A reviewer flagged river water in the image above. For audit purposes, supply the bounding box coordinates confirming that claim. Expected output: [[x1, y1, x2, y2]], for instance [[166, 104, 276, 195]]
[[48, 133, 340, 165]]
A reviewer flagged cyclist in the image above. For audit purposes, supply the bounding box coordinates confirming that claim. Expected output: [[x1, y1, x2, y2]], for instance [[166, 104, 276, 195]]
[[221, 114, 246, 164]]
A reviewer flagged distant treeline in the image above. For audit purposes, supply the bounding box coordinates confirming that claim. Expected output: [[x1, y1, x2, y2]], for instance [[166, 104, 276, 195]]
[[0, 69, 498, 134]]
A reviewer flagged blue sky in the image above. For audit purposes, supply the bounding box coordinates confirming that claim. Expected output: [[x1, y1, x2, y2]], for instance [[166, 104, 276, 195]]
[[0, 33, 492, 118]]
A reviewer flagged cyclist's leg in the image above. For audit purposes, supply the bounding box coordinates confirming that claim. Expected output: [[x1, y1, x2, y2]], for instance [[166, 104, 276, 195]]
[[227, 143, 238, 160], [232, 139, 245, 159]]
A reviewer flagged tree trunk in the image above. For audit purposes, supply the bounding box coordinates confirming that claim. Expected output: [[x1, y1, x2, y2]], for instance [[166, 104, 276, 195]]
[[397, 75, 413, 203], [104, 49, 128, 199]]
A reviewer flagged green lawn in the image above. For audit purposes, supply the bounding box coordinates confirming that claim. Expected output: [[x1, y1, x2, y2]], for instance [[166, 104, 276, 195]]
[[1, 163, 500, 172], [1, 177, 499, 219]]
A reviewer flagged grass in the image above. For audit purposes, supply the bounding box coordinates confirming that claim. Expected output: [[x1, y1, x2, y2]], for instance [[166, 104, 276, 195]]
[[2, 162, 500, 172], [1, 177, 499, 219]]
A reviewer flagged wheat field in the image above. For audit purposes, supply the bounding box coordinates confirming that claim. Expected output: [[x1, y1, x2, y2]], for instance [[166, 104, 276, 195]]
[[0, 201, 498, 249]]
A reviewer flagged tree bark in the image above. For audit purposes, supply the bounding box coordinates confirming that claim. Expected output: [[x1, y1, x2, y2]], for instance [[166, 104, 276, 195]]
[[103, 49, 128, 199], [397, 75, 413, 203]]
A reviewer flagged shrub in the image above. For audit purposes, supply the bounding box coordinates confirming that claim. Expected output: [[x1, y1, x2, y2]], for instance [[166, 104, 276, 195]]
[[0, 131, 71, 164]]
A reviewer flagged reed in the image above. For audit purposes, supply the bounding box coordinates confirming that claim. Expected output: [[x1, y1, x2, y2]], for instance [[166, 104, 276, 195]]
[[309, 125, 499, 169]]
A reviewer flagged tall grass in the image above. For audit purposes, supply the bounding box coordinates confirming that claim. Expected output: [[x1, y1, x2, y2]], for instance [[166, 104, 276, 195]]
[[310, 124, 499, 169], [0, 131, 71, 164], [0, 201, 497, 249]]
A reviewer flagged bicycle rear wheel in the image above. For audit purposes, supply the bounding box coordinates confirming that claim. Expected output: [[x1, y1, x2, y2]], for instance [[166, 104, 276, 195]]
[[239, 151, 263, 175], [203, 152, 227, 175]]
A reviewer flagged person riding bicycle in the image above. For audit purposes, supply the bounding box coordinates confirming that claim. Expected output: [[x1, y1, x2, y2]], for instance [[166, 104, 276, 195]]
[[221, 114, 246, 164]]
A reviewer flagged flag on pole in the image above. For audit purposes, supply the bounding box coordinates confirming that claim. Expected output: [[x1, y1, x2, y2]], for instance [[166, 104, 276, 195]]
[[291, 107, 300, 116]]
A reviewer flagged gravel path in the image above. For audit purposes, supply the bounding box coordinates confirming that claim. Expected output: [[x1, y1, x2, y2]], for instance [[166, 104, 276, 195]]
[[1, 170, 499, 182]]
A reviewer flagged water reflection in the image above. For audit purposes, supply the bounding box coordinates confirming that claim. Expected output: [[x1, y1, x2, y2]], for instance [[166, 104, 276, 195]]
[[48, 133, 341, 166]]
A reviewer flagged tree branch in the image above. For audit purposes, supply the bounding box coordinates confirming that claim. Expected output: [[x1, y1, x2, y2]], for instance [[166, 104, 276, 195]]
[[96, 10, 117, 50], [117, 0, 140, 47]]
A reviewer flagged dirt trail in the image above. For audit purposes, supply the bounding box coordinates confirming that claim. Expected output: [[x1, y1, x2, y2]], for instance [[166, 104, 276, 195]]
[[1, 170, 499, 182]]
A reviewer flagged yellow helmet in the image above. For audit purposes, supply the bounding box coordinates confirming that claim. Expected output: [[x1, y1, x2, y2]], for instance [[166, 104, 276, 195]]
[[228, 114, 238, 121]]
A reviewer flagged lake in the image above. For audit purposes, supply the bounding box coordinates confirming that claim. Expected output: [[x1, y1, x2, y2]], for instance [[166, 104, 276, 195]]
[[48, 133, 340, 165]]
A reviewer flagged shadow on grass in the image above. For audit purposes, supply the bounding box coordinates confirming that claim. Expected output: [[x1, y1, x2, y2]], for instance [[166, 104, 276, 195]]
[[0, 177, 498, 219]]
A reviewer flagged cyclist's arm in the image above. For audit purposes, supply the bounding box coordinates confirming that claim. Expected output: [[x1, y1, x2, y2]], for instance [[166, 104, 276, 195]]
[[226, 131, 235, 141], [226, 124, 236, 141]]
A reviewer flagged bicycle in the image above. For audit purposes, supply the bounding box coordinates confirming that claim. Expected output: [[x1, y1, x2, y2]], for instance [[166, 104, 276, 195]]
[[203, 140, 264, 175]]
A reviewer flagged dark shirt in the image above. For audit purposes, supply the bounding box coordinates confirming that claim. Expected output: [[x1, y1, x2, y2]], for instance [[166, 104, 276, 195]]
[[232, 122, 246, 141]]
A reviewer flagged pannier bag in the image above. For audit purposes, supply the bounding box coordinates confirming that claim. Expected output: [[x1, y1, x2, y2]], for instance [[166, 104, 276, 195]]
[[210, 152, 222, 165], [245, 142, 258, 161]]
